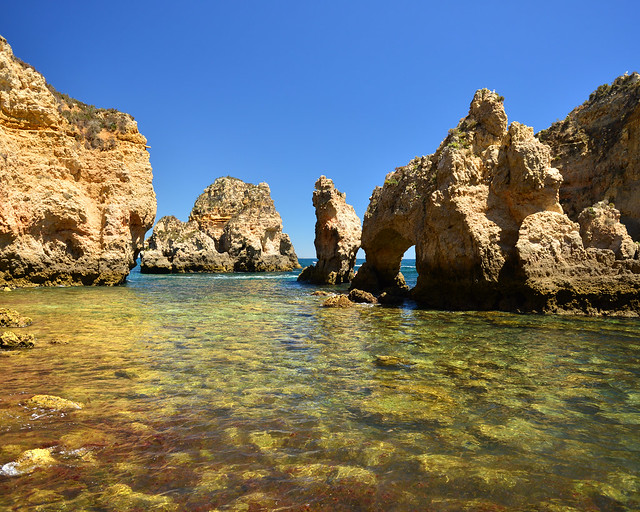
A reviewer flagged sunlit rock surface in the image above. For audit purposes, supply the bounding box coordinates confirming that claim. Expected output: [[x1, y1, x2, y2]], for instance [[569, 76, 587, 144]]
[[538, 72, 640, 239], [298, 176, 361, 284], [0, 36, 156, 286], [141, 177, 299, 273], [352, 88, 640, 315]]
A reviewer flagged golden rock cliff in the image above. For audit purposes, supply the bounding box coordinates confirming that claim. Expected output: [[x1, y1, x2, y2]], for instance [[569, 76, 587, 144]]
[[0, 36, 156, 286], [352, 88, 640, 315]]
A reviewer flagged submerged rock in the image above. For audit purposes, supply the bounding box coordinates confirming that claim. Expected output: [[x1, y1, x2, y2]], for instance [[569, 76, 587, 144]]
[[298, 176, 361, 284], [352, 87, 640, 315], [0, 36, 156, 287], [141, 177, 299, 272], [24, 394, 83, 411], [0, 448, 56, 476], [0, 331, 34, 349], [0, 308, 32, 327]]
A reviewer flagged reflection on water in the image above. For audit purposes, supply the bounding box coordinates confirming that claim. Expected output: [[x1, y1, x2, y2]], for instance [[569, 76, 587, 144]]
[[1, 263, 639, 511]]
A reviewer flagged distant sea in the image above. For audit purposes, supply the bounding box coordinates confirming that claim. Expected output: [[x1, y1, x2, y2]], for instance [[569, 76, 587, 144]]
[[1, 259, 639, 510]]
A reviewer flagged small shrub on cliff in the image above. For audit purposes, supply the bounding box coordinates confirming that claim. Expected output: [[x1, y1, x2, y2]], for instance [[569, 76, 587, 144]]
[[46, 83, 129, 150]]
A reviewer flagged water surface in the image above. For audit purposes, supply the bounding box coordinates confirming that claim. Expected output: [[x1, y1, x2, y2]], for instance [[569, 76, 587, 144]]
[[1, 260, 639, 510]]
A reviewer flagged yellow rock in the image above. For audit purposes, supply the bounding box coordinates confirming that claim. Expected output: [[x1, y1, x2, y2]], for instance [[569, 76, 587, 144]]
[[1, 448, 56, 476], [25, 394, 83, 411]]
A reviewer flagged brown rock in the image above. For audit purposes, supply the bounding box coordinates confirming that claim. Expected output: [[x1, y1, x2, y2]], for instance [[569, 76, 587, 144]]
[[0, 331, 34, 349], [353, 88, 640, 315], [298, 176, 361, 284], [578, 201, 637, 260], [322, 294, 353, 308], [347, 288, 378, 304], [0, 308, 32, 327], [0, 37, 156, 286], [141, 177, 299, 273], [538, 72, 640, 240]]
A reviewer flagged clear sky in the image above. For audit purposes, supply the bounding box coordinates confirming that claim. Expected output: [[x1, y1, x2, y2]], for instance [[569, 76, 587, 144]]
[[3, 1, 638, 257]]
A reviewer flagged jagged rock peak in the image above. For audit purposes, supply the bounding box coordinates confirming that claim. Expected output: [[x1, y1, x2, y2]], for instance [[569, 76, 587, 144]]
[[298, 176, 361, 284], [538, 72, 640, 240], [141, 177, 299, 273], [0, 35, 156, 287]]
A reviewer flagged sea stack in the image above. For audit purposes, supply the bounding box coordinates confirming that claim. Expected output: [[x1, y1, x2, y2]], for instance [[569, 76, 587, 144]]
[[351, 85, 640, 315], [141, 177, 299, 273], [0, 36, 156, 286], [298, 176, 361, 284]]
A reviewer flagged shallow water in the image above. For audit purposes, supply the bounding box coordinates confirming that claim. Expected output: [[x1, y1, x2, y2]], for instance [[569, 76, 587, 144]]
[[1, 260, 639, 511]]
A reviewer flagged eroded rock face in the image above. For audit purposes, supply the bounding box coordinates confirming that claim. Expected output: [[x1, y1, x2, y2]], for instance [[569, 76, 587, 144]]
[[0, 36, 156, 286], [353, 88, 640, 315], [578, 201, 637, 260], [298, 176, 361, 284], [538, 72, 640, 239], [141, 177, 299, 273]]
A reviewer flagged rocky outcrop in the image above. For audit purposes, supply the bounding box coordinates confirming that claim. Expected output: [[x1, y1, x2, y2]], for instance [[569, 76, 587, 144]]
[[141, 177, 299, 273], [538, 72, 640, 239], [0, 36, 156, 286], [577, 201, 637, 260], [298, 176, 361, 284], [352, 88, 640, 315]]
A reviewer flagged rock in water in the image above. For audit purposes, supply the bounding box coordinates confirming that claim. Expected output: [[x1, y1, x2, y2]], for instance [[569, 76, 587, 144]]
[[538, 73, 640, 240], [0, 308, 32, 327], [0, 36, 156, 287], [141, 177, 299, 273], [0, 331, 34, 349], [352, 87, 640, 315], [24, 394, 83, 411], [298, 176, 361, 284]]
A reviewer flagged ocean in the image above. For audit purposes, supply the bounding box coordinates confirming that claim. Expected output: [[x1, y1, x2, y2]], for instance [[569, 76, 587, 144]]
[[1, 259, 639, 510]]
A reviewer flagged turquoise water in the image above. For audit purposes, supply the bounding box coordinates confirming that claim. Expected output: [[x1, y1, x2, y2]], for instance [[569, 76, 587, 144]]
[[0, 259, 639, 511]]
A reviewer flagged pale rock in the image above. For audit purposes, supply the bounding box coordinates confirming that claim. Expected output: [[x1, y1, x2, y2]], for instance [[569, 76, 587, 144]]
[[298, 176, 361, 284]]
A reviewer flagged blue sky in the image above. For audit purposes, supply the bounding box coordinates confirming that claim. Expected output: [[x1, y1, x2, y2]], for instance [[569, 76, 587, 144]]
[[3, 1, 638, 257]]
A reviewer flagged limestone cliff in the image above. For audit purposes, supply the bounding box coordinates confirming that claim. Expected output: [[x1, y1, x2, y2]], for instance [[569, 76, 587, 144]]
[[0, 36, 156, 286], [538, 72, 640, 239], [141, 177, 299, 273], [352, 88, 640, 315], [298, 176, 361, 284]]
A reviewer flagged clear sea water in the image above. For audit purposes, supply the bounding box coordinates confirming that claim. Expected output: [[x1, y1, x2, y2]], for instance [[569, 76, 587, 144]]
[[1, 259, 639, 511]]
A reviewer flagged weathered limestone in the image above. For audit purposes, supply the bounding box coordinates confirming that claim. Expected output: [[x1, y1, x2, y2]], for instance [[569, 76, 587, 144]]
[[0, 36, 156, 286], [352, 87, 640, 315], [298, 176, 361, 284], [538, 72, 640, 239], [141, 177, 299, 273]]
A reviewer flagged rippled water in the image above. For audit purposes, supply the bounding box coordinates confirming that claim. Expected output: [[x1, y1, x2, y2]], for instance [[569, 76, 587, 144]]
[[1, 260, 639, 511]]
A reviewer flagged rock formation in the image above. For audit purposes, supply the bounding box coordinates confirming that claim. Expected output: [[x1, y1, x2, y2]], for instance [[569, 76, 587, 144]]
[[141, 177, 299, 273], [0, 36, 156, 286], [352, 88, 640, 315], [298, 176, 361, 284], [538, 72, 640, 239]]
